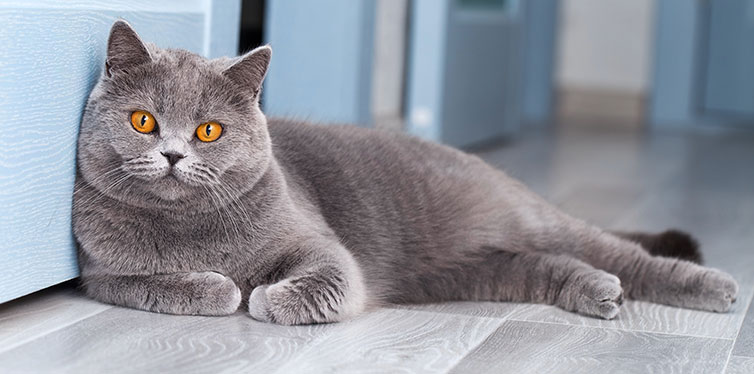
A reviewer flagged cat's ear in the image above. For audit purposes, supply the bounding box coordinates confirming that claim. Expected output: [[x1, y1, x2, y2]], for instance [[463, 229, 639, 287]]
[[105, 20, 152, 77], [222, 45, 272, 100]]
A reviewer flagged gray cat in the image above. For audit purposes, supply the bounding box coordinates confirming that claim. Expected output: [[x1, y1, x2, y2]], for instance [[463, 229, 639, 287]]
[[72, 20, 739, 325]]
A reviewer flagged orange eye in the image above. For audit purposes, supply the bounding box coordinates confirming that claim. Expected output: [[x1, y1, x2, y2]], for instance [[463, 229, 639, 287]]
[[130, 110, 156, 134], [196, 122, 223, 142]]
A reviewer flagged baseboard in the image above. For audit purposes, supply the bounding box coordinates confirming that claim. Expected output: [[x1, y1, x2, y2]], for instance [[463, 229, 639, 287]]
[[556, 88, 646, 128]]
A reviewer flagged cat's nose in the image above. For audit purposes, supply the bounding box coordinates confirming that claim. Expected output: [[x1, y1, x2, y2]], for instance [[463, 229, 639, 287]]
[[160, 151, 185, 166]]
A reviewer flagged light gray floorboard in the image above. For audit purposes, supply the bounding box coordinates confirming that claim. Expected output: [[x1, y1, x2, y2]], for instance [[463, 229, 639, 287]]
[[0, 306, 503, 374], [275, 309, 503, 373], [732, 296, 754, 357], [450, 320, 732, 374], [0, 306, 332, 374], [554, 184, 645, 228], [390, 301, 521, 319], [726, 356, 754, 374], [0, 284, 111, 354]]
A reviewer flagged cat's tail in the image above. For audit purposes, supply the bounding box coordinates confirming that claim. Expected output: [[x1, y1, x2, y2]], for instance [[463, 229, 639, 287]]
[[611, 229, 703, 264]]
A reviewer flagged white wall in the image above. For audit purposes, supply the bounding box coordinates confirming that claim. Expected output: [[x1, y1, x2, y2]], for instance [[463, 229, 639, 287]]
[[556, 0, 655, 94]]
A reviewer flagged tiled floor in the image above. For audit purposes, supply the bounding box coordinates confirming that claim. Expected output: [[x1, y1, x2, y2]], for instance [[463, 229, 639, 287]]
[[2, 127, 754, 373]]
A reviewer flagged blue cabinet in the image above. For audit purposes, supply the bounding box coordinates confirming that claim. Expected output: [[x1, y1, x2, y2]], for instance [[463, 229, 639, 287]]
[[703, 0, 754, 117], [264, 0, 377, 126], [405, 0, 524, 147], [0, 0, 240, 303], [650, 0, 754, 127]]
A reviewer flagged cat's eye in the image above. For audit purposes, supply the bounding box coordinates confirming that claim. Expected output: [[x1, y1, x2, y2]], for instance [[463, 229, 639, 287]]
[[130, 110, 156, 134], [196, 122, 223, 142]]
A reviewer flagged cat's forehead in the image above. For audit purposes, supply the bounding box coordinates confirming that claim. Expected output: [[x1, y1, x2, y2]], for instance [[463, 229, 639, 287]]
[[149, 48, 219, 83], [115, 48, 241, 115]]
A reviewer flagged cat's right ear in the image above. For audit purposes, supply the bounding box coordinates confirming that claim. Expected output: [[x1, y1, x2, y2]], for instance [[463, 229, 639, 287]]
[[105, 20, 152, 77]]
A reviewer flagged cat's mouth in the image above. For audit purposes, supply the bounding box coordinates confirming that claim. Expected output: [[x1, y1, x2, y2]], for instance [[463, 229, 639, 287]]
[[164, 173, 180, 182]]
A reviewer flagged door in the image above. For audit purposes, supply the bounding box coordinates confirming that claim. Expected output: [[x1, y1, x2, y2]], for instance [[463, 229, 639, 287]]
[[0, 0, 240, 303], [703, 0, 754, 119]]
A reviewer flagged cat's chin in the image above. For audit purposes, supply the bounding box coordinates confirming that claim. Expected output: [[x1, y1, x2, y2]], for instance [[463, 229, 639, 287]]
[[150, 175, 191, 201]]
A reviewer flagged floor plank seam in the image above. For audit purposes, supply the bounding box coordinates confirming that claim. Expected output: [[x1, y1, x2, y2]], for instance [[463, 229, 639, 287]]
[[0, 304, 113, 355], [722, 286, 754, 373], [505, 316, 738, 341], [443, 318, 508, 374]]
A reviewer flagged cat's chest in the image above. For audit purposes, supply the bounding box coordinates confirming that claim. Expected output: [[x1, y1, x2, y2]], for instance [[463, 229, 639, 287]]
[[88, 205, 263, 274]]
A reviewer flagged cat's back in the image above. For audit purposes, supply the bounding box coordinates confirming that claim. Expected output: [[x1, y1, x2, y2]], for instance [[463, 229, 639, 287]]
[[267, 118, 488, 184], [266, 118, 507, 239]]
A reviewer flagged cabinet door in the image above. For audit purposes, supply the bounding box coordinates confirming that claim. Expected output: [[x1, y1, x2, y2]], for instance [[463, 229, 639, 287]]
[[0, 0, 240, 303], [703, 0, 754, 117], [406, 0, 524, 147]]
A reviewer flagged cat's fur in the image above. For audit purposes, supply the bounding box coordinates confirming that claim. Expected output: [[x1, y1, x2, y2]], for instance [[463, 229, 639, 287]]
[[73, 21, 737, 325]]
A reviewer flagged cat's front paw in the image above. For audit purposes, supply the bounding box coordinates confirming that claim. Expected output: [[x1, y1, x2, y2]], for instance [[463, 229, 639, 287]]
[[563, 270, 624, 320], [248, 277, 360, 325], [184, 271, 242, 315], [248, 283, 312, 325], [684, 268, 739, 313], [248, 285, 273, 322]]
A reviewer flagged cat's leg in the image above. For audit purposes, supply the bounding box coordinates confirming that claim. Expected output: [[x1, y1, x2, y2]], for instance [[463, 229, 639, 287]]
[[533, 217, 737, 312], [611, 229, 703, 264], [247, 240, 367, 325], [81, 271, 242, 315], [408, 250, 624, 319]]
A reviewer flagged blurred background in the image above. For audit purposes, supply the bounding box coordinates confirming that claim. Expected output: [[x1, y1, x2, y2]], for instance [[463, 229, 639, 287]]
[[241, 0, 754, 146], [2, 3, 754, 371]]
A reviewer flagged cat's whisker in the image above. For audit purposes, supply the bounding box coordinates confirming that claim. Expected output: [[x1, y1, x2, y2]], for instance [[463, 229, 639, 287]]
[[123, 156, 154, 166], [211, 186, 243, 240], [76, 172, 134, 207], [73, 166, 124, 196], [216, 180, 252, 225], [201, 184, 234, 244]]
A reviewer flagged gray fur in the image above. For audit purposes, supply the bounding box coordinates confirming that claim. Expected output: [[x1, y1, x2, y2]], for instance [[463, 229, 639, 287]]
[[72, 21, 739, 324]]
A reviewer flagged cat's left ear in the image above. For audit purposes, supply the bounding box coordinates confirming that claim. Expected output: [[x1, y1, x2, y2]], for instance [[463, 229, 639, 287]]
[[223, 45, 272, 100]]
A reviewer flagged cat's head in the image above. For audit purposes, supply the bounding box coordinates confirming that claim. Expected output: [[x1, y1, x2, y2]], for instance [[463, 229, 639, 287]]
[[77, 20, 272, 212]]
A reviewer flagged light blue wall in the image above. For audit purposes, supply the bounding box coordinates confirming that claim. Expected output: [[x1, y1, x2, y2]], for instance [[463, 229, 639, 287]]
[[264, 0, 377, 126], [0, 0, 239, 303]]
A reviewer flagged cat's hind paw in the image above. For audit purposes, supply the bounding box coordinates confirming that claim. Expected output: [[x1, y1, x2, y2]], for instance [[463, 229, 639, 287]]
[[687, 268, 739, 313]]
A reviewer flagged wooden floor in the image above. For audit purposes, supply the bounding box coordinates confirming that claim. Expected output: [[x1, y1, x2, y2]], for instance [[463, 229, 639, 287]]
[[2, 127, 754, 373]]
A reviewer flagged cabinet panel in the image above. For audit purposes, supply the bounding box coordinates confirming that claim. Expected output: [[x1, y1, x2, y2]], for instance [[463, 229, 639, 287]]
[[0, 0, 239, 303]]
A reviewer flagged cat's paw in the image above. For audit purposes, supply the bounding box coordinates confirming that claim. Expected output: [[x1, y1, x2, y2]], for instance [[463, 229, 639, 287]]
[[248, 276, 361, 325], [185, 271, 242, 315], [684, 268, 739, 313], [248, 284, 273, 322], [565, 270, 624, 320], [248, 282, 312, 325]]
